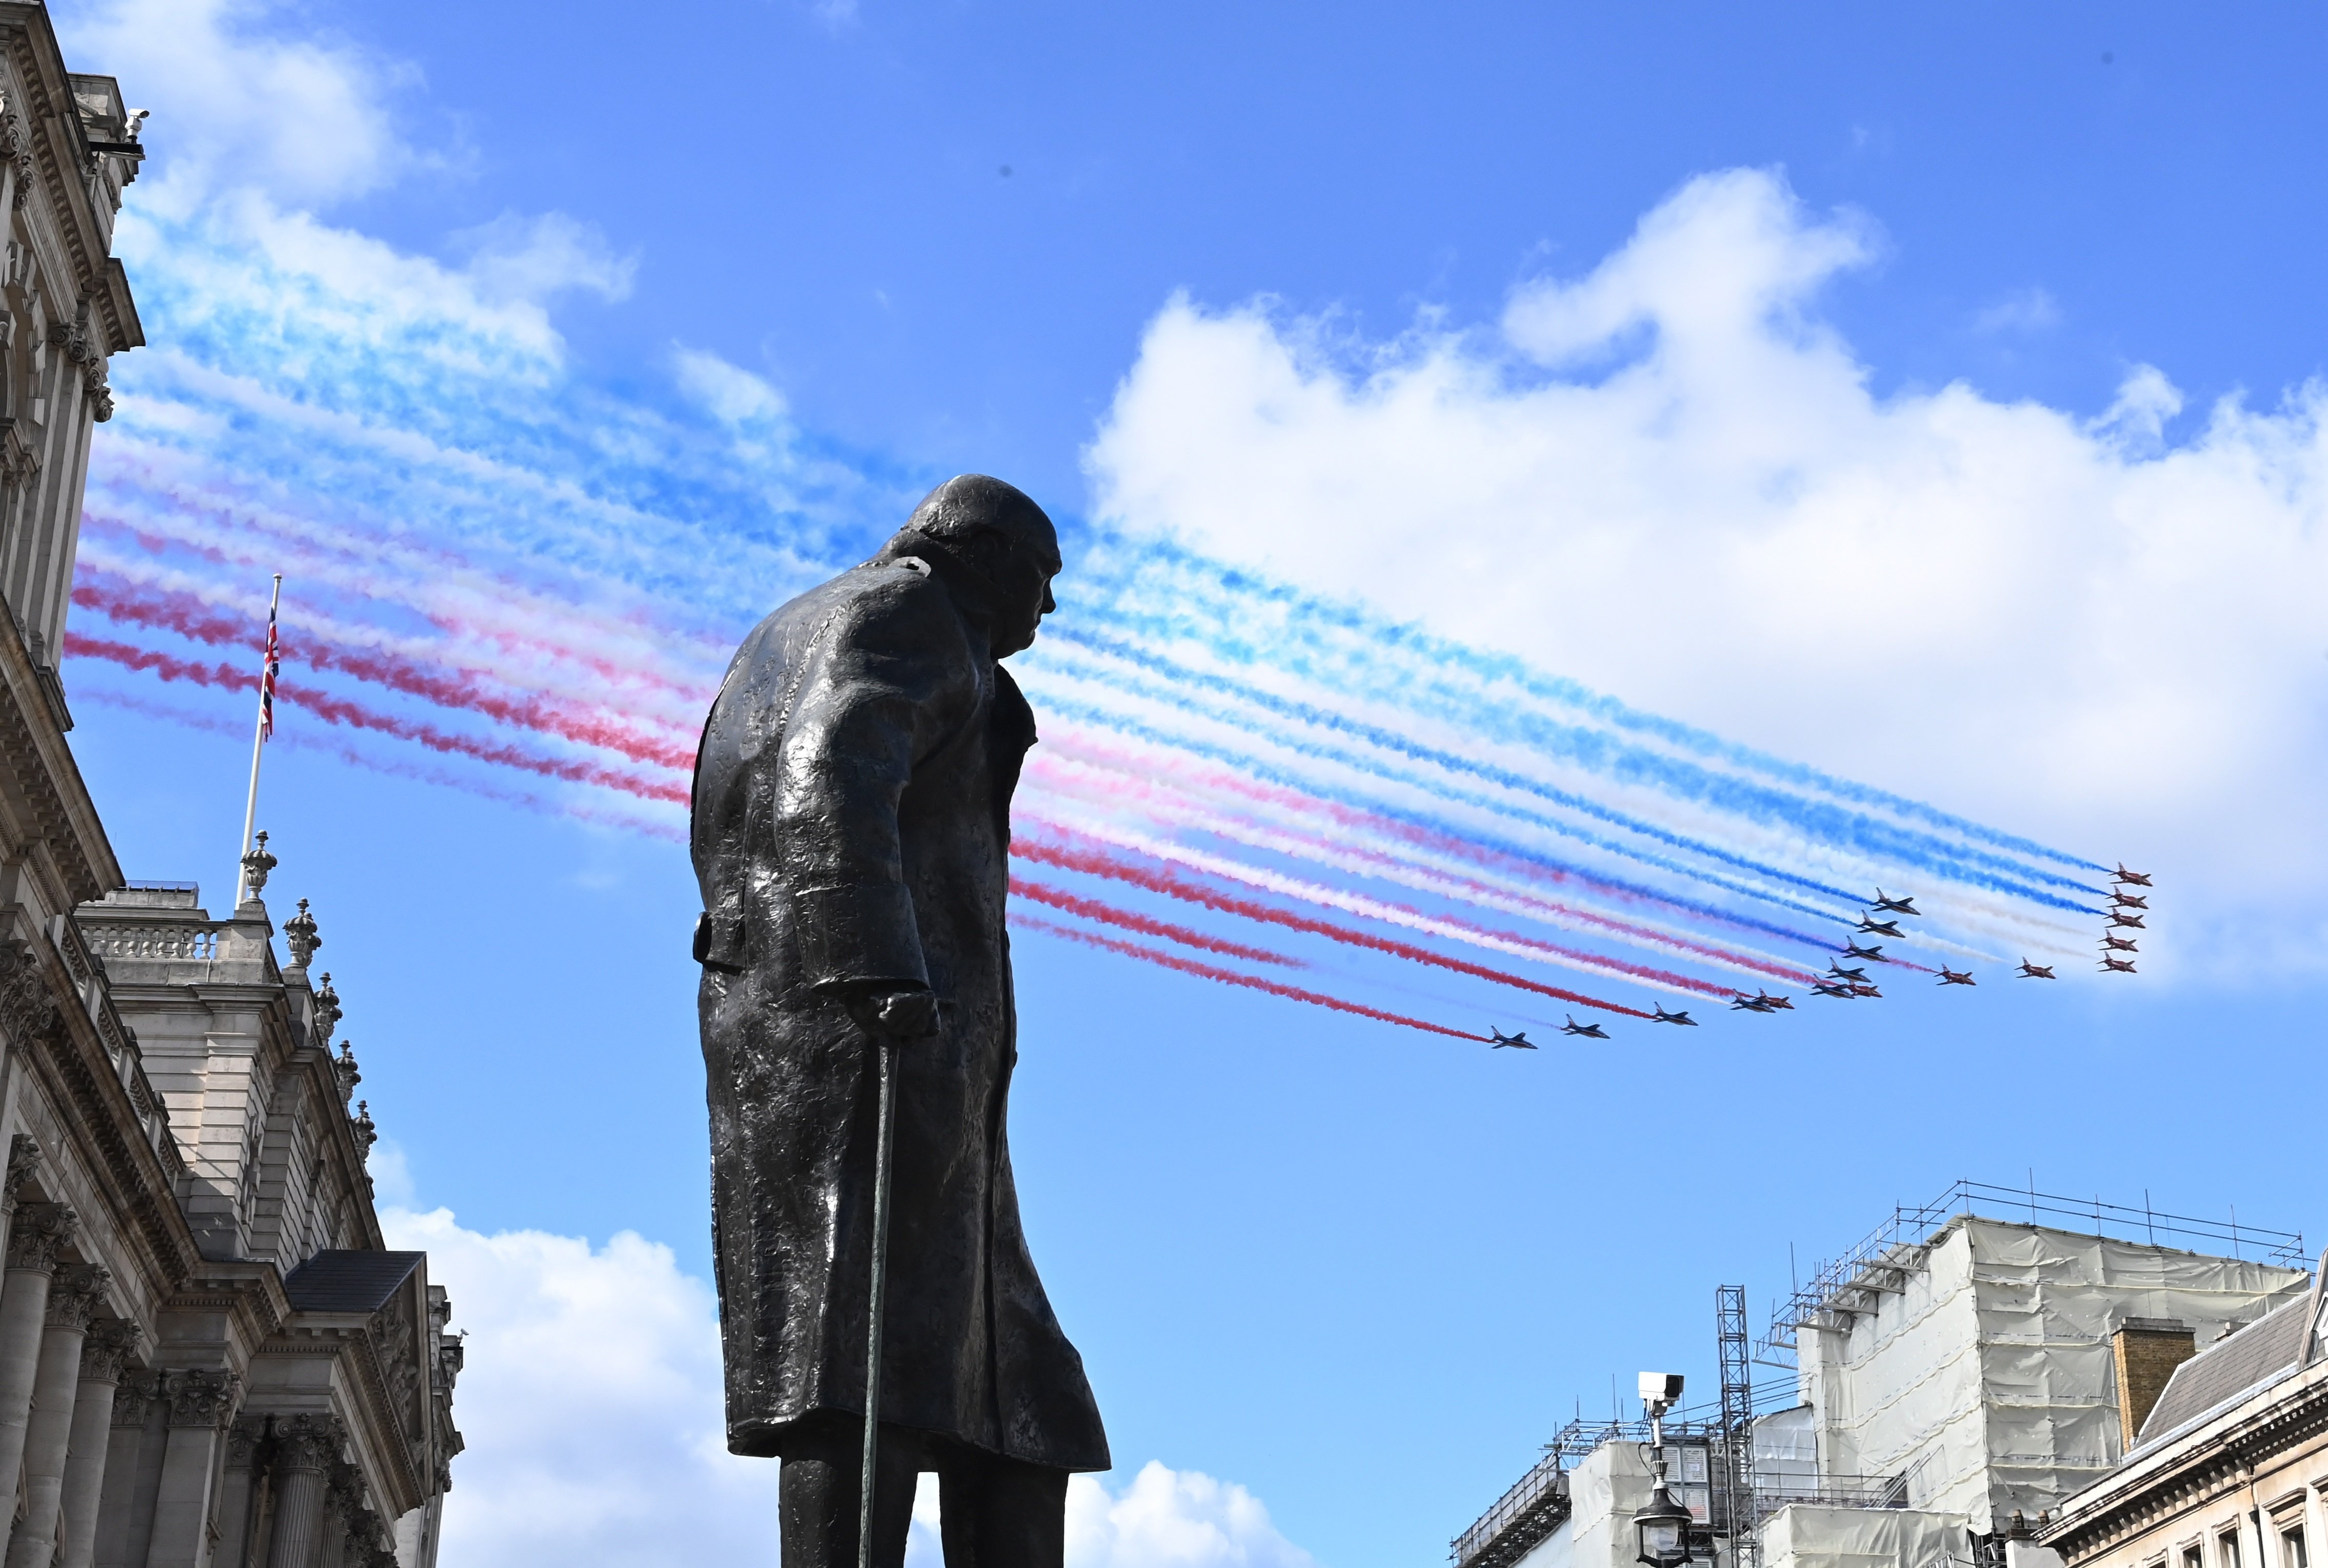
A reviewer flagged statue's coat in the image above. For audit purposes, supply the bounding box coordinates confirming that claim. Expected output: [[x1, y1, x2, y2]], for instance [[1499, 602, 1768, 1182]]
[[691, 555, 1108, 1472]]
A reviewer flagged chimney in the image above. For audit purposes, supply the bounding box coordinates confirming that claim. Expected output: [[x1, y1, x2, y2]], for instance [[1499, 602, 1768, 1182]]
[[2113, 1318, 2198, 1450]]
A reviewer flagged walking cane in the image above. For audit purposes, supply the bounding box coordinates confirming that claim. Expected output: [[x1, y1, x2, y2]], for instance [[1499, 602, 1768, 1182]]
[[857, 1036, 899, 1568]]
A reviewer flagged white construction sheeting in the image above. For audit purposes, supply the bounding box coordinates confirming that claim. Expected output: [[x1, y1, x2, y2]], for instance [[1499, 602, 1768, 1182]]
[[1761, 1504, 1967, 1568], [1795, 1217, 2309, 1533]]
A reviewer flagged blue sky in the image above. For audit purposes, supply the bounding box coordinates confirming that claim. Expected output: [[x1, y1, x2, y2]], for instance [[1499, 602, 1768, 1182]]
[[47, 4, 2328, 1565]]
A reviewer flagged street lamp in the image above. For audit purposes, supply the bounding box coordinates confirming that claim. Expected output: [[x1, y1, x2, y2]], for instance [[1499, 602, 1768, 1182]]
[[1634, 1373, 1694, 1568]]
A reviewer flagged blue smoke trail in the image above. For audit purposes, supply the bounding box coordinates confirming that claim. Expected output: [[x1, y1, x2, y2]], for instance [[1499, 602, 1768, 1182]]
[[1032, 706, 1856, 951], [1073, 537, 2113, 880], [1035, 630, 2106, 917], [1025, 674, 1863, 931]]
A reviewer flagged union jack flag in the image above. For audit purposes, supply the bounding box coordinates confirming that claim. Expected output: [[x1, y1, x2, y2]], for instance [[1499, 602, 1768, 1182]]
[[259, 601, 280, 740]]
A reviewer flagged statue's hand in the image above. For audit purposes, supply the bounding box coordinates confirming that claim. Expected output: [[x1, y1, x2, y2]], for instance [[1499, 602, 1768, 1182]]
[[845, 988, 939, 1043]]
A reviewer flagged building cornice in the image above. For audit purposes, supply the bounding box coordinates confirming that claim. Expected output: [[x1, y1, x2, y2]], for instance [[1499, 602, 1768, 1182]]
[[2044, 1360, 2328, 1562], [0, 925, 197, 1293], [0, 5, 141, 353]]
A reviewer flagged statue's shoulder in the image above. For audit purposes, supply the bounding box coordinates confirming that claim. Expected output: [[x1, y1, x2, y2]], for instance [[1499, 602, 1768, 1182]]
[[730, 559, 964, 678]]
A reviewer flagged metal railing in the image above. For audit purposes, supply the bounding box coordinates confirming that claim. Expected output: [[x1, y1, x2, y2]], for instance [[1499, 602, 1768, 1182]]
[[1762, 1180, 2307, 1361]]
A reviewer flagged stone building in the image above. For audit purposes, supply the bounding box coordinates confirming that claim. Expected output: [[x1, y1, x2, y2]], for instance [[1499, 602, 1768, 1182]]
[[2039, 1275, 2328, 1568], [0, 7, 463, 1566]]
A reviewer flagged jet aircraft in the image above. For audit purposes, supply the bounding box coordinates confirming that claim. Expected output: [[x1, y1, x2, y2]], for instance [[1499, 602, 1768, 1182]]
[[2110, 891, 2148, 910], [1730, 994, 1777, 1014], [1849, 983, 1883, 998], [1869, 890, 1920, 916], [1938, 967, 1976, 986], [2100, 935, 2139, 952], [2100, 956, 2138, 974], [1843, 941, 1887, 961], [2016, 961, 2056, 980], [1488, 1028, 1536, 1050], [2107, 911, 2146, 929], [2114, 865, 2153, 887], [1811, 982, 1856, 999], [1650, 1006, 1698, 1026], [1826, 963, 1870, 983], [1759, 989, 1794, 1010], [1561, 1016, 1610, 1039], [1855, 916, 1905, 938]]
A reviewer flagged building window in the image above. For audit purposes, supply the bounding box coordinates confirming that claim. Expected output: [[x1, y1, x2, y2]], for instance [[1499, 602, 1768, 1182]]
[[2224, 1534, 2243, 1568], [2282, 1530, 2306, 1568], [2188, 1546, 2206, 1568]]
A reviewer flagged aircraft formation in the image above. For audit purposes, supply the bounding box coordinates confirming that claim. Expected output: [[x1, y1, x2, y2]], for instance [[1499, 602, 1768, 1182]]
[[1486, 870, 2152, 1048]]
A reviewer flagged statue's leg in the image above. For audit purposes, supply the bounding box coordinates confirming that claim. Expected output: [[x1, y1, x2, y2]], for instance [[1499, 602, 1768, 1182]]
[[935, 1445, 1069, 1568], [778, 1415, 921, 1568]]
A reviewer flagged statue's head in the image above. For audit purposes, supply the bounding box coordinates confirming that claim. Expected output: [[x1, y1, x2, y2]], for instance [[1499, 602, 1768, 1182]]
[[889, 474, 1063, 657]]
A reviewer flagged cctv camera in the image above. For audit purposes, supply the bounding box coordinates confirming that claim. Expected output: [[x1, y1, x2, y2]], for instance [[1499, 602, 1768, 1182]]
[[1638, 1372, 1685, 1406]]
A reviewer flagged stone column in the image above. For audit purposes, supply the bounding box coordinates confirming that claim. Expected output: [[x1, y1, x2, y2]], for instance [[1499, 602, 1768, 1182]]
[[7, 1265, 110, 1568], [0, 1204, 77, 1531], [56, 1321, 141, 1568], [91, 1366, 160, 1568], [140, 1370, 237, 1568], [261, 1417, 335, 1568], [204, 1417, 264, 1568], [0, 1136, 43, 1267]]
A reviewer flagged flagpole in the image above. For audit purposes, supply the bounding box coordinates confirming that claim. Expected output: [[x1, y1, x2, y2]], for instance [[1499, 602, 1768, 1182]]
[[232, 574, 282, 908]]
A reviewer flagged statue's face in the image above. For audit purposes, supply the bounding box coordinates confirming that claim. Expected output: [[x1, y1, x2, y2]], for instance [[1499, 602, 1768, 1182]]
[[988, 544, 1060, 658]]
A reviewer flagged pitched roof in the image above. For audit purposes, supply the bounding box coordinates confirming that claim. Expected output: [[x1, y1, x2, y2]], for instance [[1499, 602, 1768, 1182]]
[[283, 1250, 424, 1315], [2137, 1295, 2319, 1447]]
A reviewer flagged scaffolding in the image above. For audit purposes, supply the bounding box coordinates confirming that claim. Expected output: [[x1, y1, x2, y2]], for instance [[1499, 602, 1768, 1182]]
[[1718, 1285, 1760, 1568], [1759, 1180, 2306, 1365]]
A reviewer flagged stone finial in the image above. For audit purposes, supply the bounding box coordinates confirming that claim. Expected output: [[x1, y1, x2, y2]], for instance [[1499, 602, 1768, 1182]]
[[283, 899, 321, 970], [164, 1367, 239, 1428], [6, 1202, 77, 1273], [351, 1101, 377, 1160], [239, 831, 276, 901], [334, 1043, 361, 1106], [46, 1263, 109, 1329], [312, 972, 342, 1043], [79, 1318, 141, 1382], [3, 1133, 42, 1216]]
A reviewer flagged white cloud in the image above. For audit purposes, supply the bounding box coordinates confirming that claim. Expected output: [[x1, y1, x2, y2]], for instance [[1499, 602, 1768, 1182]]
[[386, 1206, 1314, 1568], [449, 211, 638, 308], [1085, 167, 2328, 972], [55, 0, 414, 209], [1972, 287, 2062, 336]]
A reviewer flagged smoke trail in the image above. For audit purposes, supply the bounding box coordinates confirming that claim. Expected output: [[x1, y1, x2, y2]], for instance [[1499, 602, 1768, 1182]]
[[72, 685, 686, 842], [1031, 687, 1854, 927], [74, 571, 703, 768], [1084, 537, 2112, 875], [63, 633, 690, 805], [1042, 629, 2105, 908], [1012, 832, 1666, 1015], [1008, 876, 1304, 967], [1028, 747, 1824, 983], [1009, 911, 1486, 1042], [1042, 726, 1846, 952]]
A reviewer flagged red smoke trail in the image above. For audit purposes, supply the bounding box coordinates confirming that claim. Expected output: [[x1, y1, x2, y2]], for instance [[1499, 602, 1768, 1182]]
[[64, 633, 690, 806], [1009, 876, 1303, 968], [1011, 833, 1661, 1018], [73, 572, 702, 770], [72, 685, 686, 841], [1009, 912, 1484, 1042], [1028, 741, 1821, 983]]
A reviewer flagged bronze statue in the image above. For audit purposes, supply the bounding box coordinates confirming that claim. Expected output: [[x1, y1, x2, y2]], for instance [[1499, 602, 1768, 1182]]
[[691, 475, 1107, 1568]]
